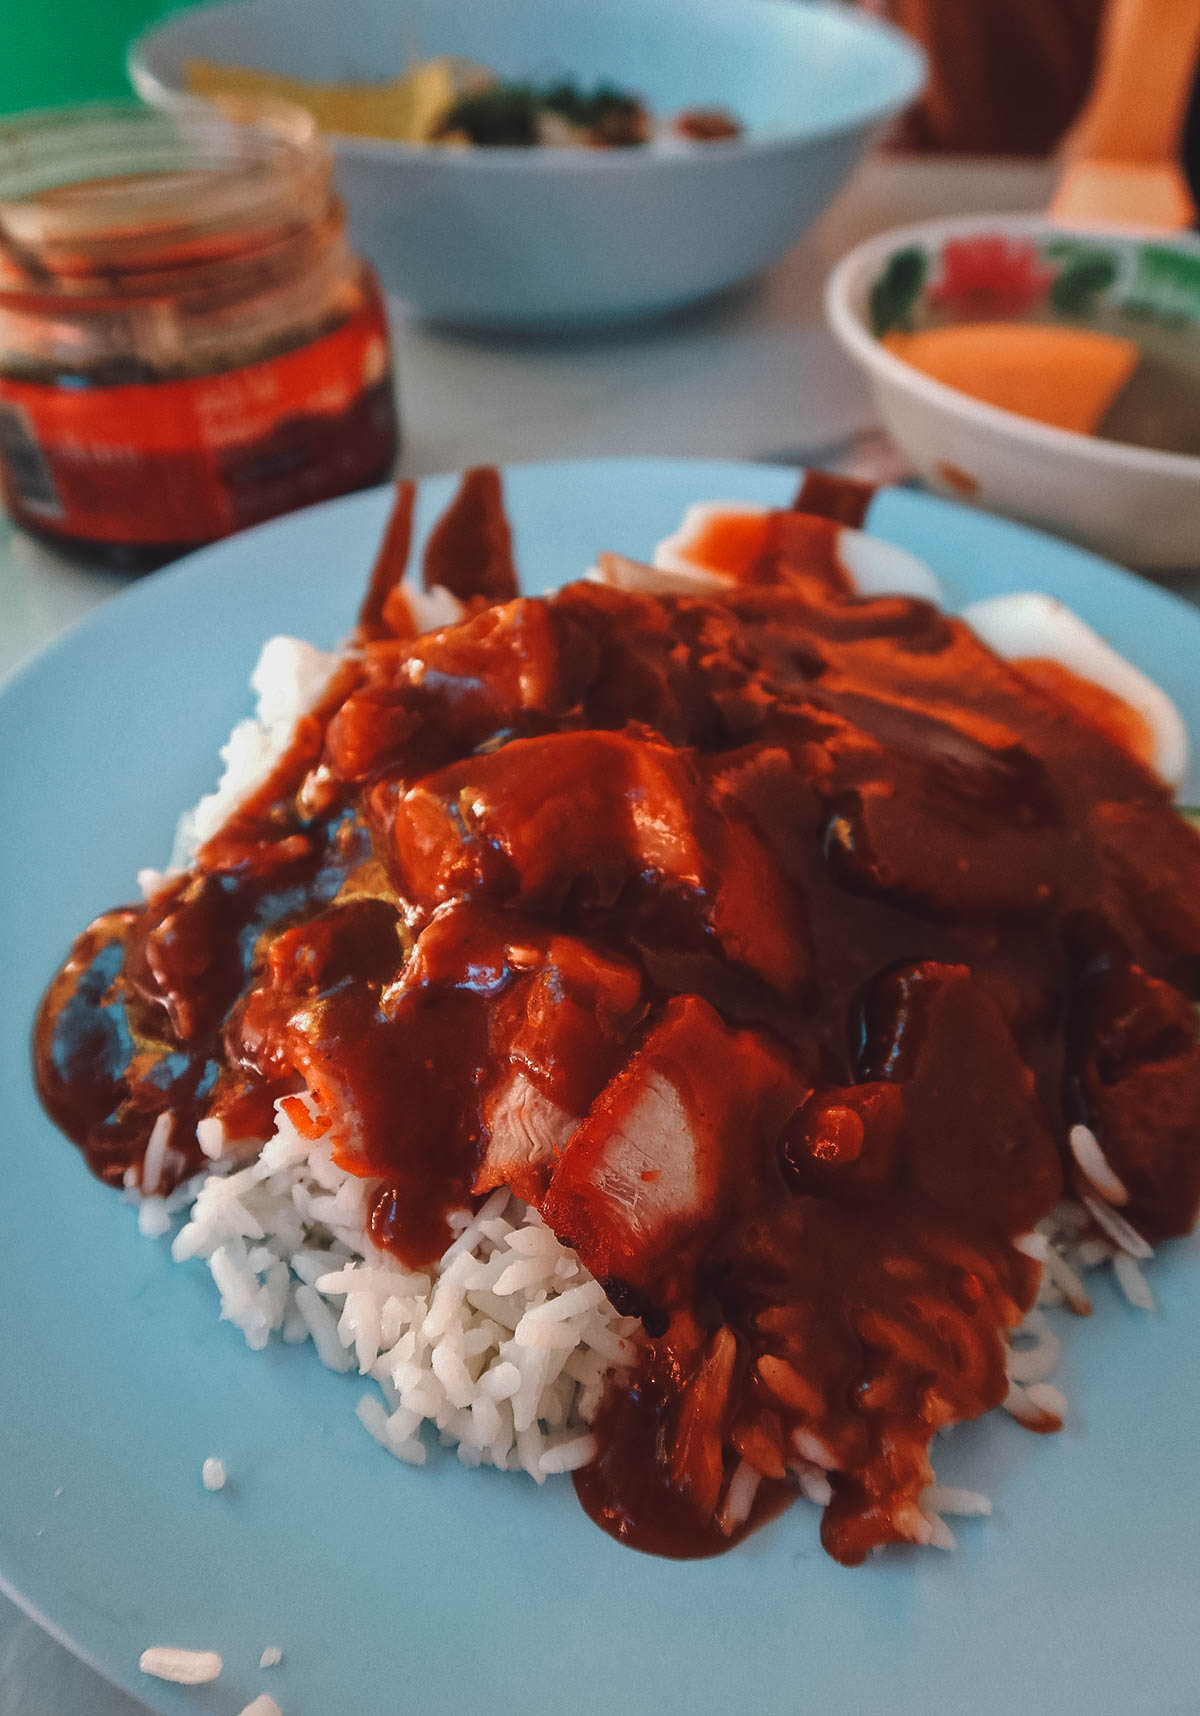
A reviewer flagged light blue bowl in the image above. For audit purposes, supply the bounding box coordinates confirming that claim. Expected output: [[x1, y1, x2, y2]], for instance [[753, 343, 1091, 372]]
[[130, 0, 924, 328]]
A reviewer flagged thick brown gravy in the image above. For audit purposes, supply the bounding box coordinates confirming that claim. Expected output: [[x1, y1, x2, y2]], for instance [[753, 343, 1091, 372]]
[[34, 468, 1200, 1563]]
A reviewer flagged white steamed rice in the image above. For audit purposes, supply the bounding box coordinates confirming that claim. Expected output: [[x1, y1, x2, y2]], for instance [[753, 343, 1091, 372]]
[[167, 1097, 639, 1481]]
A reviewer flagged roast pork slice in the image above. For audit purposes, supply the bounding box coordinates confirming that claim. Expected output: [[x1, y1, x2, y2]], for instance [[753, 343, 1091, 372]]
[[327, 597, 596, 783], [379, 729, 706, 912], [539, 996, 803, 1290], [381, 729, 812, 996], [474, 1071, 582, 1207]]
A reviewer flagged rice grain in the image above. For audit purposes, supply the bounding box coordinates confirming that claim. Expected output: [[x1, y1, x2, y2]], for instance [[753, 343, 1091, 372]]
[[138, 1647, 222, 1685]]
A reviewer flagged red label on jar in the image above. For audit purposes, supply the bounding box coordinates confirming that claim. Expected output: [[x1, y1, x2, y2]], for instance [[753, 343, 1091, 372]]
[[0, 294, 396, 549]]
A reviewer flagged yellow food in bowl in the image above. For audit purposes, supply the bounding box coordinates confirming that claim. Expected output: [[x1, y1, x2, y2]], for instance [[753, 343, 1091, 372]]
[[185, 55, 464, 141], [184, 56, 740, 149]]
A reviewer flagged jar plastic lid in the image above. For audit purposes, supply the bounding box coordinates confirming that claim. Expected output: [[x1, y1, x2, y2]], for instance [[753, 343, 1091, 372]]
[[0, 99, 333, 286]]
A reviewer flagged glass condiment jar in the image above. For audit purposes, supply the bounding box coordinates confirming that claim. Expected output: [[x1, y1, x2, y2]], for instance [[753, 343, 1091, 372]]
[[0, 100, 399, 568]]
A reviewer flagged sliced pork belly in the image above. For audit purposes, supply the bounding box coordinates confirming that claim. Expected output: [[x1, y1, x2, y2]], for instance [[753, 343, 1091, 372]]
[[538, 996, 804, 1291], [474, 933, 647, 1205], [379, 728, 703, 909], [326, 598, 597, 783], [376, 728, 811, 995]]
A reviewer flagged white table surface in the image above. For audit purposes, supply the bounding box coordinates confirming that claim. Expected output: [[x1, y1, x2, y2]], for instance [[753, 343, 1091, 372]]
[[5, 150, 1172, 1716]]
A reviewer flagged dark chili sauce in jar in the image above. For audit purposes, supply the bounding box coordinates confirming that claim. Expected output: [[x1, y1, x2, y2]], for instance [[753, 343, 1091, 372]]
[[0, 101, 398, 569]]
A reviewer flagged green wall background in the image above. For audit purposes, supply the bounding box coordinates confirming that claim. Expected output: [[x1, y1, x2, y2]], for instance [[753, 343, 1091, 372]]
[[0, 0, 202, 114]]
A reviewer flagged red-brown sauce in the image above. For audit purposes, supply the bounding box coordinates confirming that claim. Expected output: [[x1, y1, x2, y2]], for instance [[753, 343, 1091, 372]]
[[665, 504, 850, 595], [1013, 656, 1156, 772], [33, 468, 1200, 1564], [794, 467, 876, 529], [671, 108, 743, 143]]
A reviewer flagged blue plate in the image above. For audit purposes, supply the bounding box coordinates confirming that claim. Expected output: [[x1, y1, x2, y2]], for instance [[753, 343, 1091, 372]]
[[2, 459, 1199, 1716]]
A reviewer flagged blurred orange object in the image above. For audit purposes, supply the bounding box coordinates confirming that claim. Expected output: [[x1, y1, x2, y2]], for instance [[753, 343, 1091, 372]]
[[882, 324, 1141, 434], [1052, 161, 1195, 228], [1053, 0, 1200, 227]]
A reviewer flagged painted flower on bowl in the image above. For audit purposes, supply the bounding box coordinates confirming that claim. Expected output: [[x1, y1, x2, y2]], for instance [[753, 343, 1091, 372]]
[[930, 236, 1056, 318]]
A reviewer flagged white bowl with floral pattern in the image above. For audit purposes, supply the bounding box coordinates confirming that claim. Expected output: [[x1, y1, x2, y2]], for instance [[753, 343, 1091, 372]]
[[826, 214, 1200, 573]]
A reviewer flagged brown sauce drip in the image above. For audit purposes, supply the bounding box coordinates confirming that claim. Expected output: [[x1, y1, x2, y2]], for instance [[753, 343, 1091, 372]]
[[420, 464, 519, 603], [357, 480, 416, 639], [33, 467, 1200, 1565], [793, 467, 877, 529]]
